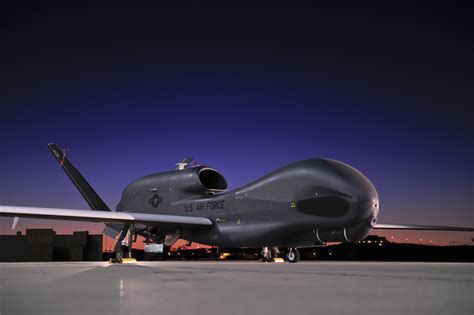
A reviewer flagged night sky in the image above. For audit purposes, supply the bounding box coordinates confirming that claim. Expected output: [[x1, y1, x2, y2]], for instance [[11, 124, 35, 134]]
[[1, 2, 472, 247]]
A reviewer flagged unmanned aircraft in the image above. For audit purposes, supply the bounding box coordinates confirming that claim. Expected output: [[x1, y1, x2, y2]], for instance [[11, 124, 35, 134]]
[[0, 144, 472, 263]]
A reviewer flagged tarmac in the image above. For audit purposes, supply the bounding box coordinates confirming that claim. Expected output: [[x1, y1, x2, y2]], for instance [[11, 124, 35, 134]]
[[0, 261, 472, 315]]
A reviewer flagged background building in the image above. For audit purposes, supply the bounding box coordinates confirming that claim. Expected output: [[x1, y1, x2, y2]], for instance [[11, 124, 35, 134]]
[[0, 229, 102, 262]]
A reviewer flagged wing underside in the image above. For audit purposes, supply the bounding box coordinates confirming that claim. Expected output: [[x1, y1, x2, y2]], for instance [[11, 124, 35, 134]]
[[0, 206, 213, 228], [374, 223, 473, 232]]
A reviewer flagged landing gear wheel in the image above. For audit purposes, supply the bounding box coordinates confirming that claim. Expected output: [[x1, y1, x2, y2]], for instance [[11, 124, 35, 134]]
[[115, 251, 123, 264], [286, 248, 300, 263]]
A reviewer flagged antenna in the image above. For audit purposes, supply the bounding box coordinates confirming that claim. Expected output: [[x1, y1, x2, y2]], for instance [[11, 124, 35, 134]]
[[175, 157, 193, 170]]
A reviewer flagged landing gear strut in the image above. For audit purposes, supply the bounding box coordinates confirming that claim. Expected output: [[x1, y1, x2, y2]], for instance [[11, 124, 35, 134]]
[[286, 247, 300, 263], [261, 247, 279, 262], [112, 223, 131, 263]]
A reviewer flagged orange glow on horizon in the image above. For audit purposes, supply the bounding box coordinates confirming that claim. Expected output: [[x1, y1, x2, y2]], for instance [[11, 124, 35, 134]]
[[1, 219, 472, 250]]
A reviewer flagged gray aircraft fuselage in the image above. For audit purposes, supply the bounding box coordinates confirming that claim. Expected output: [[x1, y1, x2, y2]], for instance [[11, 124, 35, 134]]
[[117, 158, 379, 247]]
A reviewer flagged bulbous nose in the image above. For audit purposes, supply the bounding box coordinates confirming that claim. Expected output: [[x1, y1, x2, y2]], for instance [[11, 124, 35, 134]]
[[312, 159, 379, 242], [320, 159, 379, 222]]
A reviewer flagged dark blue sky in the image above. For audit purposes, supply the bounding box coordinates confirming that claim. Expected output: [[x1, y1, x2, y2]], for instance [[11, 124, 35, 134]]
[[1, 2, 472, 244]]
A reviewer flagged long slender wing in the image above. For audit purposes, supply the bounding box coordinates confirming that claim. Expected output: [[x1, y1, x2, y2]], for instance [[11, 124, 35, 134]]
[[374, 223, 473, 232], [0, 206, 213, 227]]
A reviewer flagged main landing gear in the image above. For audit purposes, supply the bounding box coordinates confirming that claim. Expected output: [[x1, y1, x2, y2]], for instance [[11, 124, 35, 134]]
[[261, 247, 300, 263], [111, 223, 132, 263], [261, 247, 279, 262]]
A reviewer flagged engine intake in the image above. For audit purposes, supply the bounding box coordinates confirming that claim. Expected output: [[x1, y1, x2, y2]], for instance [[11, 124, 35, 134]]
[[198, 168, 227, 191]]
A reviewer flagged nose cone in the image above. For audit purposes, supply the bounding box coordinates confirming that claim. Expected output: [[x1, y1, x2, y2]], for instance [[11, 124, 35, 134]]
[[318, 159, 379, 222]]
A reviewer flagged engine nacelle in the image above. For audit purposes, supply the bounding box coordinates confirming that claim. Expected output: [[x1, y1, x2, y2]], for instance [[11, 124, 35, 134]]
[[166, 166, 227, 195], [118, 166, 228, 211]]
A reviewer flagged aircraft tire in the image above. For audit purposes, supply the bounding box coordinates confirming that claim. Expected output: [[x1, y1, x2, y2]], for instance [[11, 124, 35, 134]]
[[115, 251, 123, 264], [286, 248, 300, 263]]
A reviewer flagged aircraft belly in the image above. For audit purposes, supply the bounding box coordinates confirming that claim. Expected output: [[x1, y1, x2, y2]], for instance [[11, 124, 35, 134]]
[[183, 222, 285, 247]]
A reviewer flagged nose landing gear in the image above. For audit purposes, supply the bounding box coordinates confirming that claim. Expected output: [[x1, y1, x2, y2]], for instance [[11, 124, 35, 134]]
[[286, 248, 300, 263]]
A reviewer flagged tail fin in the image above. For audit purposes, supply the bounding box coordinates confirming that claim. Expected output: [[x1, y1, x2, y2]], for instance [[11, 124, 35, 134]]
[[47, 143, 111, 211]]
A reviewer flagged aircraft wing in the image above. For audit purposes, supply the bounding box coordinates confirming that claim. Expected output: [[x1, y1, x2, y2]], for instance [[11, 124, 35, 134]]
[[374, 223, 473, 232], [0, 206, 213, 227]]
